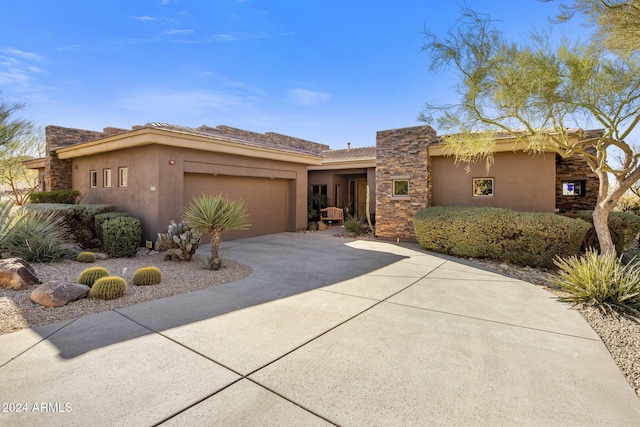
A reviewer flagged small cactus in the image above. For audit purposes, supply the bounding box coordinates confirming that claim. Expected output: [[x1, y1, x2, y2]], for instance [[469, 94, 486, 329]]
[[132, 266, 162, 286], [90, 276, 127, 300], [77, 252, 96, 263], [78, 267, 109, 287]]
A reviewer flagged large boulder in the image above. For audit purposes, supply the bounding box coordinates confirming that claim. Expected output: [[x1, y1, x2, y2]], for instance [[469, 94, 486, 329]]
[[0, 258, 40, 290], [30, 281, 90, 307]]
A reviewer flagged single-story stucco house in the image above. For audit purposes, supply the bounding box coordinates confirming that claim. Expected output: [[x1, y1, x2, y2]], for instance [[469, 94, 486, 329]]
[[24, 122, 599, 243]]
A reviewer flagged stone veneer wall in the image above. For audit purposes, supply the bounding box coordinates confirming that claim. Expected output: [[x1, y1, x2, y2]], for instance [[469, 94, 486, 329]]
[[44, 126, 125, 191], [555, 151, 599, 214], [375, 125, 437, 241], [200, 125, 330, 154]]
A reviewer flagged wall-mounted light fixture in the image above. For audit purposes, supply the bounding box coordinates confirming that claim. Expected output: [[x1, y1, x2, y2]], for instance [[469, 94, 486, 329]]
[[168, 160, 175, 166]]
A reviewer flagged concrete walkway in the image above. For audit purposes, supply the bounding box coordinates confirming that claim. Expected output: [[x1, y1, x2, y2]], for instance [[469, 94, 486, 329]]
[[1, 232, 639, 426]]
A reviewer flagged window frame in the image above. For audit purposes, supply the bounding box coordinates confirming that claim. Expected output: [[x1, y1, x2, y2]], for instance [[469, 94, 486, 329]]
[[118, 167, 128, 188], [103, 169, 112, 188], [90, 170, 98, 188], [472, 178, 494, 197], [392, 179, 410, 198]]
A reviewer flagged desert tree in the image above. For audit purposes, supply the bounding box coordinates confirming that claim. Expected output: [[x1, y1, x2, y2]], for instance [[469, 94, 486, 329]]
[[420, 8, 640, 255], [0, 128, 44, 205], [544, 0, 640, 56]]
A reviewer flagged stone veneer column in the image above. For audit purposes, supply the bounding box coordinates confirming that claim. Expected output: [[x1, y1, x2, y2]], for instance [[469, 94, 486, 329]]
[[555, 151, 599, 214], [375, 125, 437, 241], [44, 126, 109, 191]]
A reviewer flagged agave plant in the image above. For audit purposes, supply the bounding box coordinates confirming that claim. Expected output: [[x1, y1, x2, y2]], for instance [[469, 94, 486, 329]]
[[6, 210, 69, 262], [183, 194, 250, 270], [0, 200, 24, 255]]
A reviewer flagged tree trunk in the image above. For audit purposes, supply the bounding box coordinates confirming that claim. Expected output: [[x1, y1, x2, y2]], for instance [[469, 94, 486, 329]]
[[210, 228, 222, 270], [592, 203, 615, 255]]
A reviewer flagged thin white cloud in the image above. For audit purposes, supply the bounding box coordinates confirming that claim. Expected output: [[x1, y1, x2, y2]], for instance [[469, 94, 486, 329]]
[[209, 32, 267, 42], [133, 16, 156, 22], [120, 89, 253, 116], [163, 29, 194, 35], [286, 89, 331, 106], [0, 49, 47, 88], [5, 48, 44, 61]]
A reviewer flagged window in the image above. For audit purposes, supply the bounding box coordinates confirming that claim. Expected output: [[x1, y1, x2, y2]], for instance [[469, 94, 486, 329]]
[[90, 170, 97, 188], [473, 178, 494, 197], [392, 179, 409, 197], [103, 169, 111, 188], [562, 180, 586, 196], [118, 167, 128, 187], [311, 184, 327, 211]]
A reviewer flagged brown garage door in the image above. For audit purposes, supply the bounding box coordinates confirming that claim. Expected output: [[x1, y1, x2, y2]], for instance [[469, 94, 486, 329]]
[[184, 173, 289, 241]]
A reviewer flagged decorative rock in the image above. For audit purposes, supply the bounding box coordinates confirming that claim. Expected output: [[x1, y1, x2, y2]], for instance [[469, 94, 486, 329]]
[[30, 281, 90, 307], [60, 243, 84, 258], [94, 252, 109, 260], [0, 258, 40, 290]]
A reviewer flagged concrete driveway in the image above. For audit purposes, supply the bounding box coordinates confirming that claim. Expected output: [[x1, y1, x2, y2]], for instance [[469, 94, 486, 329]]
[[1, 232, 639, 426]]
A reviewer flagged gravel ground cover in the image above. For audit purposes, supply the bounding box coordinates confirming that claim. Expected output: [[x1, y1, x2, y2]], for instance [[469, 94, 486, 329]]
[[0, 251, 251, 336]]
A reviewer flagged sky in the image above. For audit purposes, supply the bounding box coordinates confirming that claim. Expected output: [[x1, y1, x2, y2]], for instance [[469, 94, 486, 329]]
[[0, 0, 594, 149]]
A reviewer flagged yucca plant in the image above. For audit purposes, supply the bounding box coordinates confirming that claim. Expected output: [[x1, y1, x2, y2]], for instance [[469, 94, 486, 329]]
[[5, 210, 68, 262], [0, 200, 25, 253], [183, 194, 250, 270], [551, 249, 640, 314], [344, 215, 364, 236]]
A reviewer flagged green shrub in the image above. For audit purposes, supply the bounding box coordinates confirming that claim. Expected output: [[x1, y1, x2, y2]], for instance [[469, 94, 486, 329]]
[[5, 210, 69, 262], [78, 267, 109, 287], [344, 215, 364, 236], [131, 266, 162, 285], [102, 216, 142, 257], [90, 276, 127, 299], [29, 189, 81, 204], [95, 212, 132, 240], [551, 249, 640, 314], [77, 252, 96, 263], [21, 203, 116, 248], [414, 206, 591, 268], [578, 211, 640, 254]]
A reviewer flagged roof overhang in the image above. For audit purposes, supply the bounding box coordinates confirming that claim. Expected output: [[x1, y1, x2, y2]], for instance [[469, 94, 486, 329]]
[[55, 128, 324, 166], [22, 157, 46, 169], [309, 159, 376, 170]]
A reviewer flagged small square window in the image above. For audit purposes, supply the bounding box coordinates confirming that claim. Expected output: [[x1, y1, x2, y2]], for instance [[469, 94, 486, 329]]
[[393, 180, 409, 197], [90, 170, 97, 188], [103, 169, 111, 188], [118, 167, 128, 187], [473, 178, 494, 197]]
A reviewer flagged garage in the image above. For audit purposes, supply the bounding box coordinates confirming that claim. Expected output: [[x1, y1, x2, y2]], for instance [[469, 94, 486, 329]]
[[183, 173, 290, 241]]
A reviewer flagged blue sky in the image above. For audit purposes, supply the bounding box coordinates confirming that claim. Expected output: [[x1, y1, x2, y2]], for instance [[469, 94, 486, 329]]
[[1, 0, 591, 149]]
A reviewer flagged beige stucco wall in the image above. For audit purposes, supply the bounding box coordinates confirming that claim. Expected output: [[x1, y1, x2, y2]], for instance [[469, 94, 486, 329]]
[[72, 144, 309, 243], [430, 151, 556, 212]]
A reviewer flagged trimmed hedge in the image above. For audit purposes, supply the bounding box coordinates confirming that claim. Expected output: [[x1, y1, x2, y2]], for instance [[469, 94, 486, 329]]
[[102, 216, 142, 257], [577, 210, 640, 254], [414, 206, 592, 268], [95, 212, 132, 240], [21, 203, 116, 248], [29, 189, 80, 204]]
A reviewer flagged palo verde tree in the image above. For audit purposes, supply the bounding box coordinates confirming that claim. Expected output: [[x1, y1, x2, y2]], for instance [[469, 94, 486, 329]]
[[0, 94, 37, 204], [420, 8, 640, 255], [544, 0, 640, 56]]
